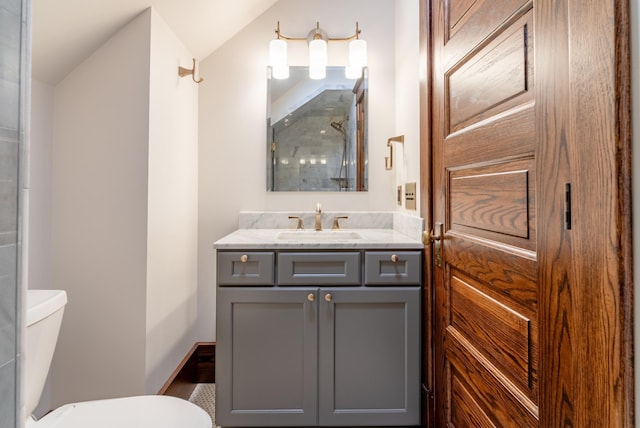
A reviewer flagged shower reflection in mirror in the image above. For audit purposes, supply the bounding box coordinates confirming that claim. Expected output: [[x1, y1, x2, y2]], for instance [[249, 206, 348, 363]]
[[267, 66, 368, 192]]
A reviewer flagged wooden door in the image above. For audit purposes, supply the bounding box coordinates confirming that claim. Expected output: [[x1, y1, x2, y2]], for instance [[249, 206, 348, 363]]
[[431, 1, 538, 425], [425, 0, 633, 426]]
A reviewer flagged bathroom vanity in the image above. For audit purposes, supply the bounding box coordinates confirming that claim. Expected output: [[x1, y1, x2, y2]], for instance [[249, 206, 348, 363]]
[[214, 222, 423, 427]]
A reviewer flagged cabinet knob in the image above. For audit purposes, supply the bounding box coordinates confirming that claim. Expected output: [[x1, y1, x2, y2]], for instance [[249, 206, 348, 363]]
[[240, 254, 248, 263], [307, 293, 315, 302], [391, 254, 399, 262], [324, 293, 333, 302]]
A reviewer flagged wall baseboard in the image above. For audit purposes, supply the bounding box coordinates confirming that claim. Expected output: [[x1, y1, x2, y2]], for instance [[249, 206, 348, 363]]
[[158, 342, 215, 400]]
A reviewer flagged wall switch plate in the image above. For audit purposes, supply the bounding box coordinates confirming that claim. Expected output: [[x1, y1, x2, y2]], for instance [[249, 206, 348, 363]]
[[405, 182, 416, 210], [397, 185, 402, 205]]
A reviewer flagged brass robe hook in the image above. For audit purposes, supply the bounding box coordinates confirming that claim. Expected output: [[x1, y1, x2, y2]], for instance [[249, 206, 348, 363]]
[[178, 58, 204, 83]]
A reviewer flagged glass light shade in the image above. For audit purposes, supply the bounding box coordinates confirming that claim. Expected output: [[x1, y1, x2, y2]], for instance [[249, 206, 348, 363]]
[[345, 65, 362, 79], [269, 39, 289, 79], [272, 65, 290, 79], [349, 38, 367, 69], [269, 39, 287, 67], [308, 38, 327, 79], [309, 64, 326, 79]]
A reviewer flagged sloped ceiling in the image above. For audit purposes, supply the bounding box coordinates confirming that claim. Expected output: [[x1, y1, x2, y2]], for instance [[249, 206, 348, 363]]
[[32, 0, 279, 85]]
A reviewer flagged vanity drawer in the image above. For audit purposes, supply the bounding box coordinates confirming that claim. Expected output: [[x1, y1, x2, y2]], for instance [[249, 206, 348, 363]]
[[217, 251, 275, 286], [365, 251, 422, 285], [278, 252, 361, 285]]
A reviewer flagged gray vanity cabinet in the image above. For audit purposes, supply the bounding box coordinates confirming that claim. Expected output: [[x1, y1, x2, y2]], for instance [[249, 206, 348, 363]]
[[216, 250, 421, 427], [317, 287, 421, 426], [216, 287, 319, 427]]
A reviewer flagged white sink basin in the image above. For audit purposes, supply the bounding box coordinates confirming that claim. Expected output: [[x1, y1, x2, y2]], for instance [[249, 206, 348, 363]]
[[277, 230, 364, 241]]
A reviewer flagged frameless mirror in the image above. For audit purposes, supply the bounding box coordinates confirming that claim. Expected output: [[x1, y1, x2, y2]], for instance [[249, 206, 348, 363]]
[[267, 66, 368, 191]]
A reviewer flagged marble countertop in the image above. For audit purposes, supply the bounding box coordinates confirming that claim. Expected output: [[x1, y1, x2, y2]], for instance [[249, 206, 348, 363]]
[[213, 228, 424, 250]]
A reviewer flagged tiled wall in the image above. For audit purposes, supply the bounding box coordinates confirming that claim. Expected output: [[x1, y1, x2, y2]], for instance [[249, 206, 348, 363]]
[[273, 113, 350, 191], [0, 0, 25, 426]]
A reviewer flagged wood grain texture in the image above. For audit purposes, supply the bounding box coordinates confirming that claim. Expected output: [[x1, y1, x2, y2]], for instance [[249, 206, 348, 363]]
[[451, 374, 496, 427], [425, 0, 632, 426], [450, 168, 529, 238], [448, 13, 531, 134], [448, 0, 478, 38], [446, 327, 539, 426], [443, 0, 531, 68], [536, 0, 633, 426], [450, 275, 532, 392], [433, 0, 539, 425]]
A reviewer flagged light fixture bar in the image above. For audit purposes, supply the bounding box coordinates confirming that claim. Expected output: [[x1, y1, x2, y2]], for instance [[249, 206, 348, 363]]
[[274, 21, 362, 43], [270, 21, 366, 80]]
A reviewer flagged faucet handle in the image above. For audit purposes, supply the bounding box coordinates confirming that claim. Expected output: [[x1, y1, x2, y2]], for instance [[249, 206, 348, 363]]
[[332, 216, 348, 230], [288, 216, 304, 230]]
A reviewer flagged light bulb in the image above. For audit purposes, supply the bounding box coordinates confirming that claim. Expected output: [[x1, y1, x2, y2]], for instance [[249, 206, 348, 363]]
[[309, 38, 327, 79], [269, 39, 289, 79], [348, 38, 367, 69], [269, 39, 287, 66], [345, 65, 362, 79], [272, 65, 289, 79]]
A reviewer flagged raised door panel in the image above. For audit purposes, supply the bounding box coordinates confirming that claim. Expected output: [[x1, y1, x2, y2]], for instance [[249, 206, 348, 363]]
[[428, 0, 632, 426], [318, 288, 421, 426], [216, 288, 318, 427], [432, 0, 539, 426]]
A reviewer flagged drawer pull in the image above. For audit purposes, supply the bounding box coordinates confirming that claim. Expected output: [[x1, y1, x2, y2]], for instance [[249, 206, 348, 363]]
[[324, 293, 333, 302], [240, 254, 248, 263], [307, 293, 315, 302], [391, 254, 399, 262]]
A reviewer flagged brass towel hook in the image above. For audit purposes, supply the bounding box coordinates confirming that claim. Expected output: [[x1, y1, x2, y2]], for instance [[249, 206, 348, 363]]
[[385, 135, 404, 170], [178, 58, 204, 83]]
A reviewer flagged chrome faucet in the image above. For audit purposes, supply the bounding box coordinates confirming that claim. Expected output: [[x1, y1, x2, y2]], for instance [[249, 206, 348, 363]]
[[315, 203, 322, 231]]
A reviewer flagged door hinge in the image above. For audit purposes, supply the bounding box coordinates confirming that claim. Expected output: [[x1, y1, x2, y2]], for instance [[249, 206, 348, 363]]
[[564, 183, 572, 230]]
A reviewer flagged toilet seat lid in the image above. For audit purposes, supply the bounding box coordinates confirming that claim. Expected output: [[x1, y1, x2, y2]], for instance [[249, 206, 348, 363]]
[[34, 395, 212, 428]]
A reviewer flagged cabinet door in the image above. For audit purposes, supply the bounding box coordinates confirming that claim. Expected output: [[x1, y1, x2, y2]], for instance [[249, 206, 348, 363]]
[[216, 288, 318, 427], [318, 288, 421, 426]]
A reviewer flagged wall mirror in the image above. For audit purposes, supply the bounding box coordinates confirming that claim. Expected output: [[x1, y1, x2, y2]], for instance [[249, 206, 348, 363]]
[[267, 66, 368, 192]]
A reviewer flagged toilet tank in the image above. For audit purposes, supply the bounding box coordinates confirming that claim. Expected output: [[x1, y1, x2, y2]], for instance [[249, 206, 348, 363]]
[[25, 290, 68, 419]]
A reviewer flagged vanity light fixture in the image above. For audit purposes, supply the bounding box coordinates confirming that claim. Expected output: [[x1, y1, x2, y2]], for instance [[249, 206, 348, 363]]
[[270, 21, 367, 80]]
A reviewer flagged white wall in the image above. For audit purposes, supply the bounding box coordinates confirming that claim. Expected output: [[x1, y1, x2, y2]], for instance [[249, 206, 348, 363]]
[[51, 9, 151, 405], [47, 6, 199, 405], [197, 0, 410, 341], [394, 0, 421, 211], [145, 9, 199, 394]]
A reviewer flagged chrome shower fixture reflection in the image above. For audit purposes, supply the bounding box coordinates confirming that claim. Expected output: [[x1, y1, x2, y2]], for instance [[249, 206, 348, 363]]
[[330, 120, 345, 134]]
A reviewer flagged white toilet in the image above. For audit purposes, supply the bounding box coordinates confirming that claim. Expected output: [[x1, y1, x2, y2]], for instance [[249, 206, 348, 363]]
[[25, 289, 212, 428]]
